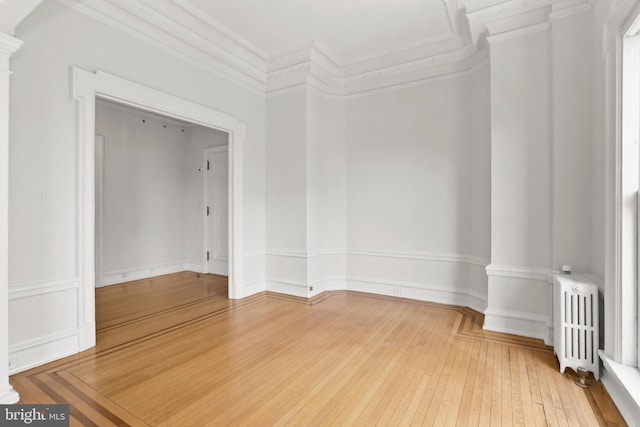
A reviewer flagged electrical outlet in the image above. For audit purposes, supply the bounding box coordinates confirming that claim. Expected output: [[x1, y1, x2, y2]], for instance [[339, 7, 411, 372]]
[[393, 287, 402, 295], [309, 286, 314, 292]]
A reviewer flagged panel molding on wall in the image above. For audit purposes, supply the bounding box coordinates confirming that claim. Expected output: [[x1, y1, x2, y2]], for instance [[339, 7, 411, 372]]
[[8, 277, 79, 300]]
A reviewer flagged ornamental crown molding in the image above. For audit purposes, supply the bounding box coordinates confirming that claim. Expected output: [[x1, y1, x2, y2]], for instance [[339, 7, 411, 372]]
[[463, 0, 593, 45], [56, 0, 595, 97], [0, 32, 23, 55], [58, 0, 268, 92], [0, 32, 23, 71]]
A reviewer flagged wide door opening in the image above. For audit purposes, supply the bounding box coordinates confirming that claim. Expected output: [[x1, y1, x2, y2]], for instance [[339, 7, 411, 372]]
[[92, 99, 230, 341]]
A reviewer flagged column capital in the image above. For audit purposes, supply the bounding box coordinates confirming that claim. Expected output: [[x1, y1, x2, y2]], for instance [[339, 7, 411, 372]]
[[0, 33, 23, 73], [0, 33, 23, 55]]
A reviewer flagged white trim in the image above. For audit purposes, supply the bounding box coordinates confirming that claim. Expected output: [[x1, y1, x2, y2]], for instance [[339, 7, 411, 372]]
[[485, 264, 553, 282], [623, 1, 640, 36], [8, 328, 79, 375], [267, 278, 309, 297], [240, 280, 266, 298], [266, 248, 308, 258], [203, 145, 230, 276], [600, 352, 640, 427], [94, 134, 105, 287], [0, 33, 23, 57], [8, 277, 79, 300], [101, 261, 203, 287], [486, 22, 551, 45], [308, 249, 348, 258], [0, 33, 23, 405], [348, 248, 489, 267], [345, 276, 487, 311], [0, 388, 19, 404], [548, 1, 594, 21], [243, 250, 266, 258], [265, 248, 490, 267], [483, 307, 553, 345], [58, 0, 266, 93], [71, 68, 245, 355]]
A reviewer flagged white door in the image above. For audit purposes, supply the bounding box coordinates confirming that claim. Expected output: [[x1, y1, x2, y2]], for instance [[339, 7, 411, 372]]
[[204, 147, 229, 275]]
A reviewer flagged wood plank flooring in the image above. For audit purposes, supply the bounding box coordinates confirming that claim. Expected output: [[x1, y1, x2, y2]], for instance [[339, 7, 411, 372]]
[[10, 272, 627, 426]]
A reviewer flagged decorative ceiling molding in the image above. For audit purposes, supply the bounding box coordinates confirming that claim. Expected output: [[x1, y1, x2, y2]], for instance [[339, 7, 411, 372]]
[[165, 0, 267, 66], [0, 32, 23, 72], [58, 0, 267, 93], [549, 0, 594, 21], [55, 0, 595, 97], [464, 0, 593, 45]]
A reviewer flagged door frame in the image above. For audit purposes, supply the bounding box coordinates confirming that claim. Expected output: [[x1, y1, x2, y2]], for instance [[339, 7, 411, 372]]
[[72, 68, 245, 351], [202, 146, 229, 275], [94, 134, 105, 288]]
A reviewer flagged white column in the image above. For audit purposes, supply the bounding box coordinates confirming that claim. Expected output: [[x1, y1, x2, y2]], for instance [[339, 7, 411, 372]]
[[0, 32, 22, 404], [483, 24, 554, 344]]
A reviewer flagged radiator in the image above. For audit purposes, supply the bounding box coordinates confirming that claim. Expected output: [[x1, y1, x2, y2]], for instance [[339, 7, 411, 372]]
[[553, 274, 600, 379]]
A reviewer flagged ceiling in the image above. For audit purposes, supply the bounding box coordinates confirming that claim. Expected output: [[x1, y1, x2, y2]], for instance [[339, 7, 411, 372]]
[[183, 0, 457, 63]]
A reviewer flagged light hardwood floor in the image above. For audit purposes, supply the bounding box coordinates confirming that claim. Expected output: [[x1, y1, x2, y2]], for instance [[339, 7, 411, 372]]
[[10, 272, 626, 426]]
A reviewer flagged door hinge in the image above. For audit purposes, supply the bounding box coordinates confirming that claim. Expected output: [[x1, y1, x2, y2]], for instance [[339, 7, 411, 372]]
[[206, 251, 210, 261], [207, 160, 210, 171], [206, 206, 210, 216]]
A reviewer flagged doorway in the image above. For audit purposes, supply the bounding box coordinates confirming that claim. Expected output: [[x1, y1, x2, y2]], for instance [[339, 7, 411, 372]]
[[93, 100, 229, 287], [73, 68, 245, 351]]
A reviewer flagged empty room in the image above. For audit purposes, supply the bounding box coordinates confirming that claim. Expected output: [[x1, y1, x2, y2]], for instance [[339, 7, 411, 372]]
[[1, 0, 639, 425]]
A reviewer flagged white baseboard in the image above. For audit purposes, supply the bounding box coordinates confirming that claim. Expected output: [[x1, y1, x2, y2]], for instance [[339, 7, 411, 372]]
[[267, 279, 309, 298], [9, 328, 79, 375], [600, 352, 640, 427], [467, 290, 488, 314], [0, 387, 20, 404], [239, 280, 266, 298], [346, 276, 486, 310], [483, 307, 552, 345], [101, 260, 204, 286]]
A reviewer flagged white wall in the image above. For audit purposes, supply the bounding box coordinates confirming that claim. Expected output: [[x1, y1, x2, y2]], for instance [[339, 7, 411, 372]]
[[265, 87, 348, 296], [7, 0, 265, 373], [95, 102, 227, 285], [3, 0, 610, 383], [551, 11, 595, 277], [306, 90, 347, 293], [345, 69, 491, 311]]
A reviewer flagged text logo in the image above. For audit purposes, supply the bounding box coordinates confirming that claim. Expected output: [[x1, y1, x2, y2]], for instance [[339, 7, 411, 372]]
[[0, 405, 69, 426]]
